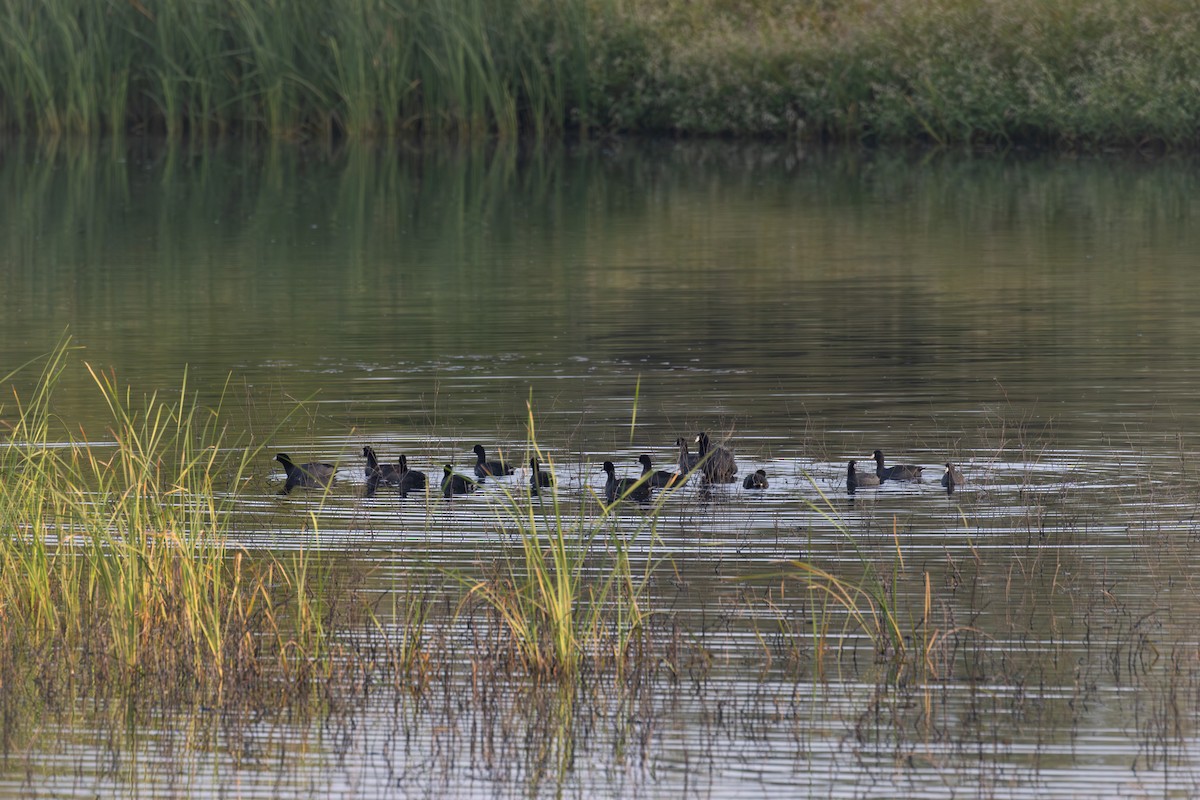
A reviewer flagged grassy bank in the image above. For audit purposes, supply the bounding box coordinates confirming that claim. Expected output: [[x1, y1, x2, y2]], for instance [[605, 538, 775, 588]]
[[0, 0, 1196, 145], [605, 0, 1200, 145]]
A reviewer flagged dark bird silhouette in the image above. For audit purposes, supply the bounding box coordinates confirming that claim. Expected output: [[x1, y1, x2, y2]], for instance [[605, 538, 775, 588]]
[[847, 459, 880, 493], [696, 432, 737, 483], [941, 462, 965, 493], [639, 453, 678, 489], [675, 437, 699, 480], [530, 457, 554, 495], [602, 460, 650, 505], [275, 453, 336, 495], [473, 444, 514, 481], [442, 464, 477, 497], [742, 469, 769, 489], [398, 455, 427, 497], [872, 449, 923, 481], [362, 445, 401, 496]]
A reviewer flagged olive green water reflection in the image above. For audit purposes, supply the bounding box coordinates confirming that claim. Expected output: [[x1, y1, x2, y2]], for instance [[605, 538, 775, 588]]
[[7, 141, 1200, 446], [3, 141, 1200, 797]]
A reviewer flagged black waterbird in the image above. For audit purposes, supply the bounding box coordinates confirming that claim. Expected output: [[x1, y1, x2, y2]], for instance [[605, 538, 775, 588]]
[[473, 444, 514, 480], [872, 449, 923, 481], [275, 453, 336, 495]]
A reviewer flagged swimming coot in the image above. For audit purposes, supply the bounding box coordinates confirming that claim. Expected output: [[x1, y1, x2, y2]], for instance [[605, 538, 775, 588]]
[[442, 464, 478, 497], [473, 444, 515, 481], [872, 449, 924, 481], [638, 453, 679, 489], [530, 457, 554, 495], [602, 460, 650, 505], [398, 455, 427, 497], [675, 437, 699, 479], [362, 445, 401, 496], [941, 462, 965, 493], [275, 453, 336, 495], [847, 459, 880, 493], [696, 432, 738, 483]]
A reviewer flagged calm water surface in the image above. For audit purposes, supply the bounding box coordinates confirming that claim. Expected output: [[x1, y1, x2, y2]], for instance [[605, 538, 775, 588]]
[[3, 140, 1200, 797]]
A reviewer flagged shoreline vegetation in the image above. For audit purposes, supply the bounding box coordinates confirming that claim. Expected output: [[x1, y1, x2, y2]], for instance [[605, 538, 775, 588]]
[[1, 0, 1197, 147], [0, 339, 668, 707], [0, 337, 950, 709], [2, 346, 1196, 787]]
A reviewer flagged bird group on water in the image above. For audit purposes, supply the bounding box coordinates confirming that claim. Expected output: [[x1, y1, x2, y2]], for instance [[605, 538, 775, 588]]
[[275, 435, 966, 502], [846, 450, 965, 494]]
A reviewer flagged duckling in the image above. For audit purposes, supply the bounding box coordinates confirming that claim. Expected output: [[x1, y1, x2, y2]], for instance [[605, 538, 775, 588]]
[[742, 469, 768, 490]]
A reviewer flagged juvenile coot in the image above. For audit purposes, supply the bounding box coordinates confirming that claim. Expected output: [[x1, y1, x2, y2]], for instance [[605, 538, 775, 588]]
[[743, 469, 769, 490], [941, 462, 965, 493], [275, 453, 336, 495], [696, 432, 738, 483], [473, 444, 515, 481], [872, 449, 924, 481], [442, 464, 477, 497], [847, 459, 880, 493], [602, 461, 650, 505], [638, 453, 678, 489], [362, 445, 401, 496], [530, 457, 554, 495], [398, 455, 427, 497]]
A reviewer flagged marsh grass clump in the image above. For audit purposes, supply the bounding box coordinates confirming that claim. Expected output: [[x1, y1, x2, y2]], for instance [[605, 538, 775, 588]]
[[452, 405, 673, 678], [456, 465, 648, 681], [0, 338, 379, 717], [737, 477, 965, 682], [457, 486, 667, 677]]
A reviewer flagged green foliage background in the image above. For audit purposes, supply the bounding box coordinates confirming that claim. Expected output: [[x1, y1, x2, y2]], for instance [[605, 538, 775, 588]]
[[1, 0, 1197, 144]]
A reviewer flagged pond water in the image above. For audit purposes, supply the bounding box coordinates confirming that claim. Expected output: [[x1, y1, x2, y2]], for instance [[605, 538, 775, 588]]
[[3, 139, 1200, 797]]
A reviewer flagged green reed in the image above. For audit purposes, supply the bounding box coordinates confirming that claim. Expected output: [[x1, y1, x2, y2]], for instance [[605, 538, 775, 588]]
[[460, 476, 659, 677], [0, 337, 350, 699], [454, 405, 664, 677], [4, 0, 1196, 144], [0, 0, 592, 139]]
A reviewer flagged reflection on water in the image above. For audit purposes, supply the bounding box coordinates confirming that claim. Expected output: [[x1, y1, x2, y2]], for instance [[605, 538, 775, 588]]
[[3, 140, 1200, 796]]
